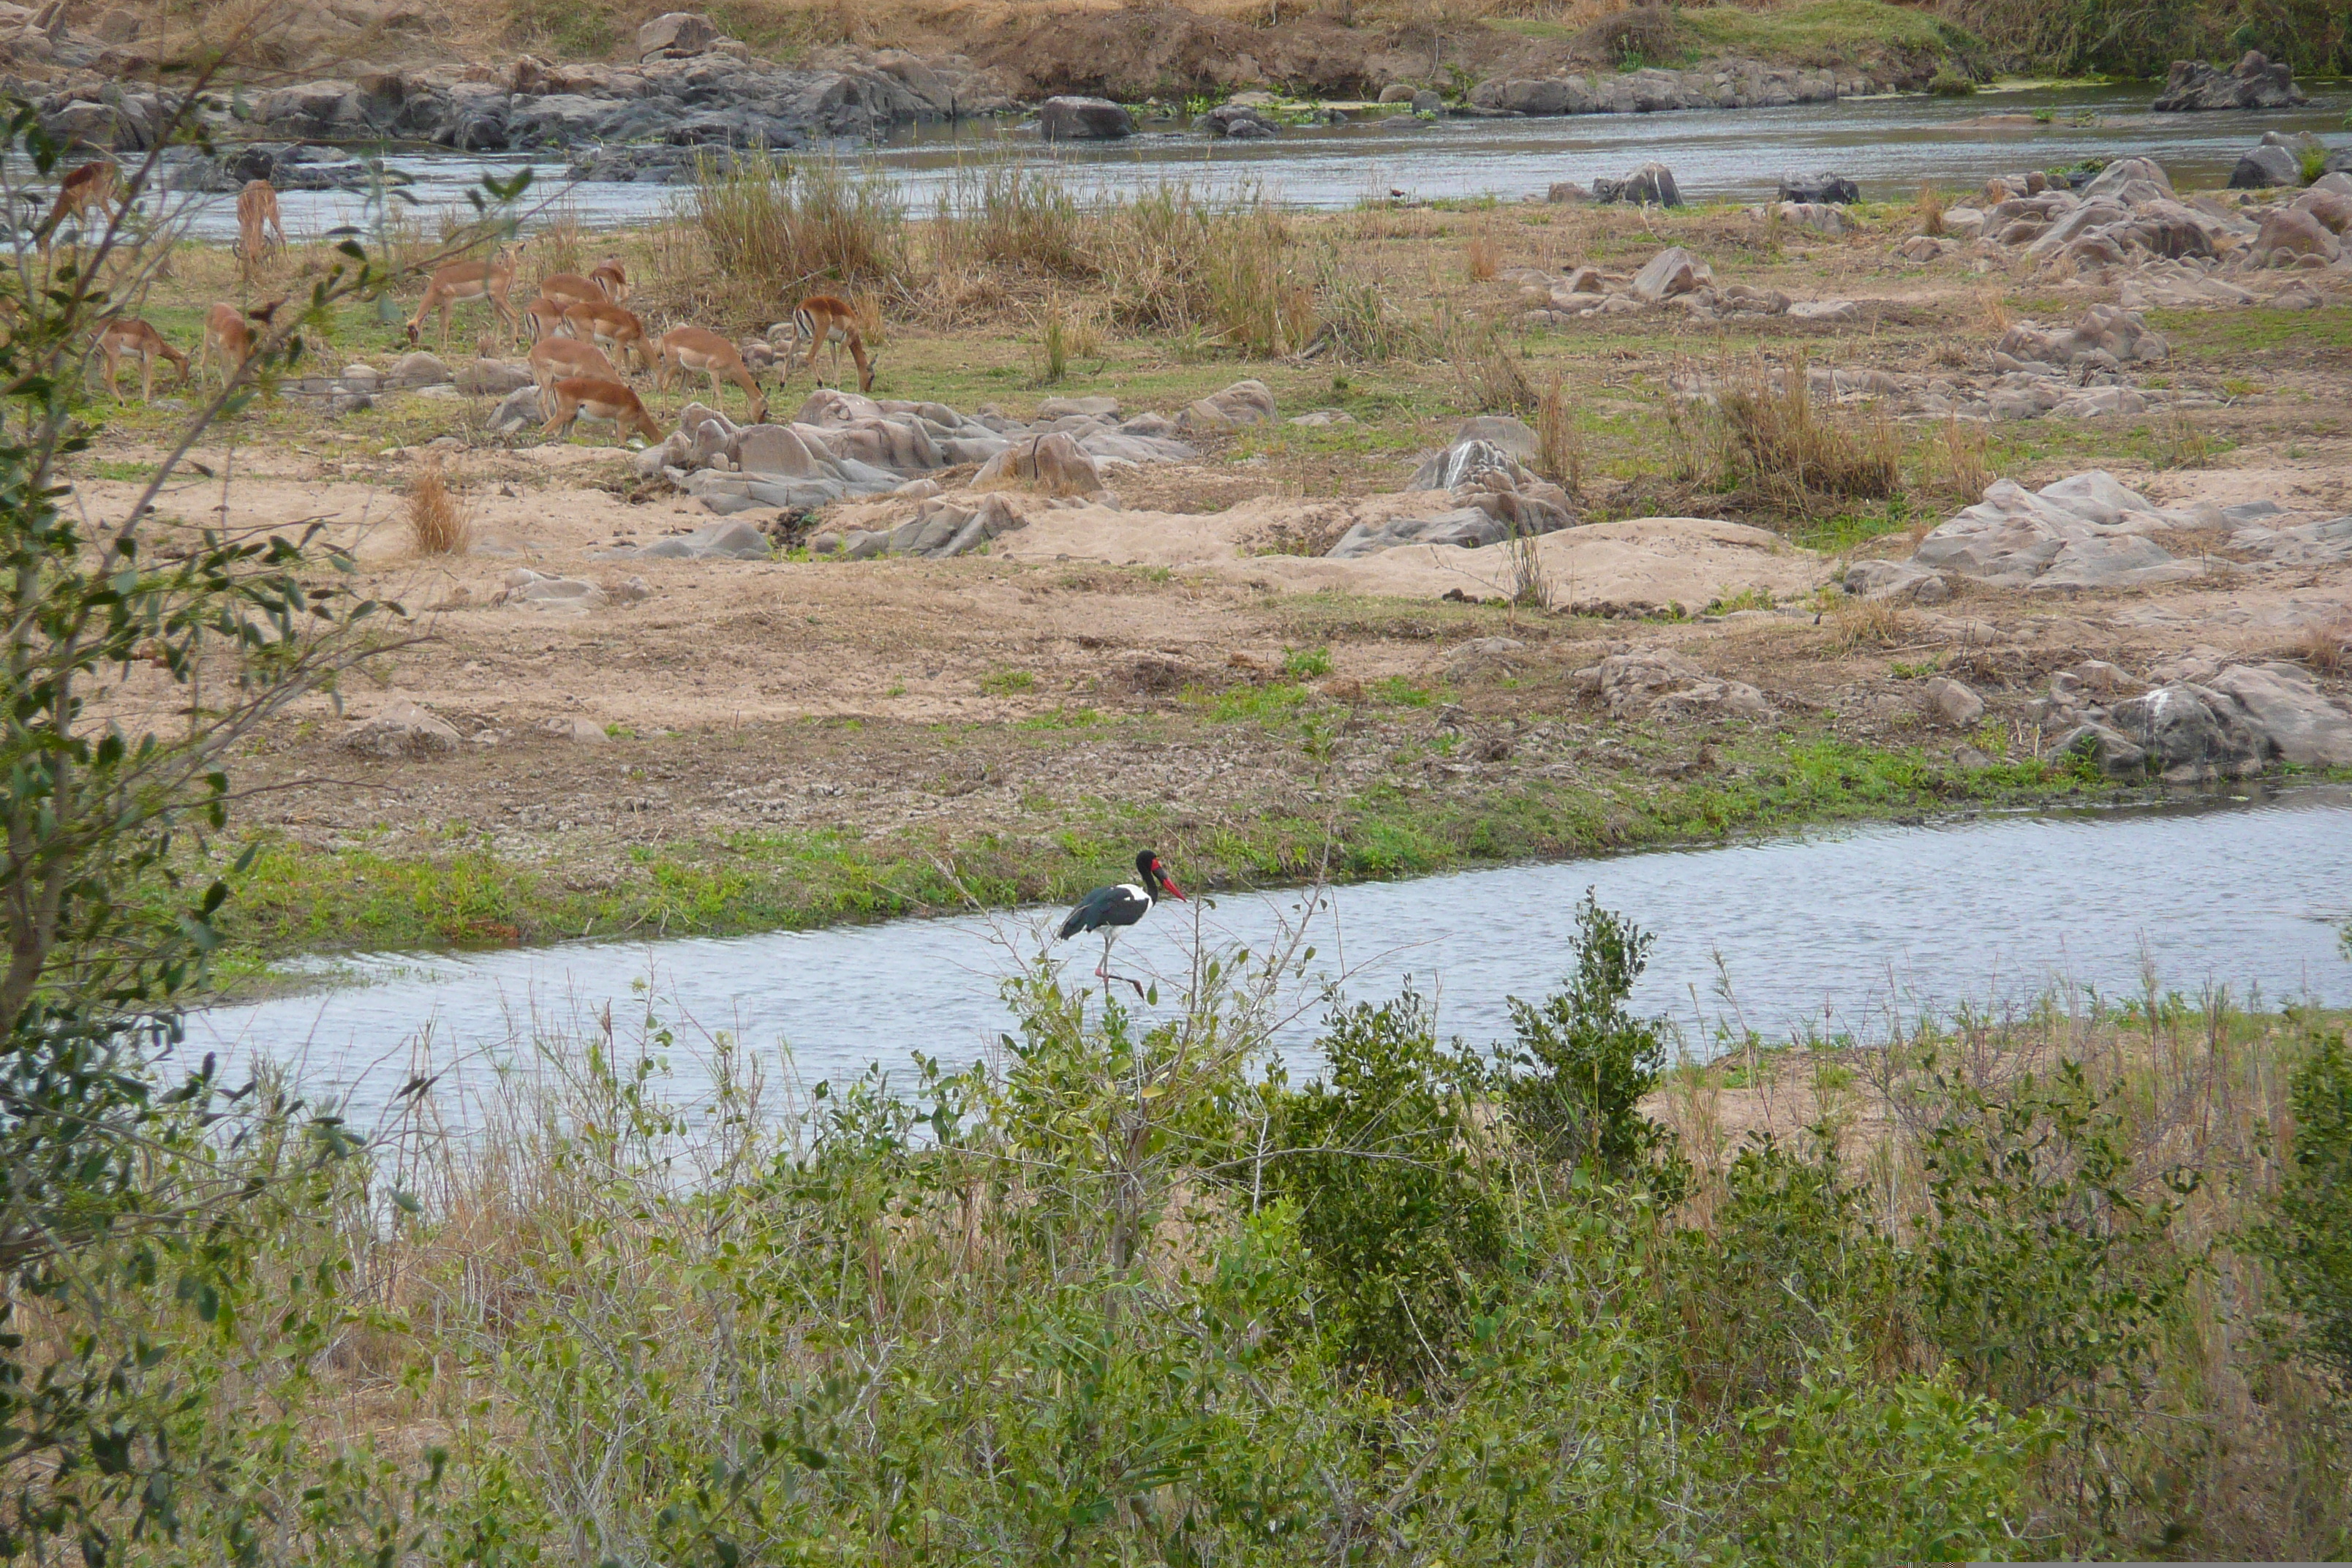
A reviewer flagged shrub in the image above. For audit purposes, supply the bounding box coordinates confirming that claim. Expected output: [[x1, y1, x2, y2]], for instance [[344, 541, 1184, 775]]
[[1500, 892, 1676, 1183], [1929, 69, 1977, 95], [1270, 988, 1502, 1378], [2255, 1025, 2352, 1383], [1716, 357, 1903, 519], [406, 457, 471, 555], [1912, 1061, 2189, 1414]]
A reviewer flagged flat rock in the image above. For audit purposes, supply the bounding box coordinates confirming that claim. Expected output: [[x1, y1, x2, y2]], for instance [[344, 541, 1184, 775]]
[[1038, 95, 1132, 140], [341, 697, 461, 757]]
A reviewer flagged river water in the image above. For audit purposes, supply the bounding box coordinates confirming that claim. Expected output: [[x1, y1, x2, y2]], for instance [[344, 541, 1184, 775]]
[[188, 787, 2352, 1126], [169, 80, 2351, 244]]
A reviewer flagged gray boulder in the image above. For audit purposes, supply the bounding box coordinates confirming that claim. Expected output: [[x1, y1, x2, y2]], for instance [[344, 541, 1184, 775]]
[[2106, 684, 2268, 781], [1593, 161, 1681, 206], [1451, 415, 1539, 464], [2154, 50, 2307, 111], [1199, 103, 1277, 137], [637, 12, 723, 59], [1039, 96, 1134, 140], [2057, 721, 2146, 778], [625, 521, 772, 560], [1924, 676, 1984, 728], [1409, 437, 1531, 491], [1842, 558, 1949, 603], [491, 385, 543, 433], [1328, 507, 1509, 558], [1632, 246, 1712, 301], [2230, 142, 2302, 189], [1177, 379, 1277, 431], [2205, 663, 2352, 765], [1777, 172, 1859, 204]]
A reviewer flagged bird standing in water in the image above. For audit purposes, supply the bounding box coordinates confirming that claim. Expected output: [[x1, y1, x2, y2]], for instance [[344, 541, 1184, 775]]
[[1058, 849, 1186, 997]]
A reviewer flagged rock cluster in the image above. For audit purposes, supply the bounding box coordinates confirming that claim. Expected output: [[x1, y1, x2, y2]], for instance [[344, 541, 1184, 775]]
[[1930, 154, 2349, 308], [1887, 472, 2352, 594], [2152, 50, 2308, 111], [2229, 130, 2352, 190], [1327, 427, 1574, 558], [1469, 60, 1869, 118], [1507, 246, 1861, 328], [647, 388, 1197, 517], [100, 32, 1017, 159], [2054, 659, 2352, 782], [1591, 162, 1681, 206]]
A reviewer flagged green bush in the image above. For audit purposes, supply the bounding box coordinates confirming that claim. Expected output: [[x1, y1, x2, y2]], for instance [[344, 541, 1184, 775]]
[[2256, 1024, 2352, 1383], [1912, 1061, 2188, 1414], [1269, 988, 1502, 1378], [1928, 68, 1977, 95], [1500, 892, 1678, 1185]]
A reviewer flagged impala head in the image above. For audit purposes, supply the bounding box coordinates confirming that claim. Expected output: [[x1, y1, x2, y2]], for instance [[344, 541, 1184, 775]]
[[1134, 850, 1184, 902]]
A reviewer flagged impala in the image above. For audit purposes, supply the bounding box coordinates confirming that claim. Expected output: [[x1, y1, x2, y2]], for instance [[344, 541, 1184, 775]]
[[787, 294, 876, 393], [527, 333, 619, 391], [538, 271, 611, 310], [235, 178, 285, 267], [540, 375, 663, 444], [655, 326, 767, 423], [200, 302, 256, 387], [92, 319, 187, 403], [405, 244, 522, 350], [37, 161, 121, 252], [559, 299, 654, 374], [589, 257, 629, 302]]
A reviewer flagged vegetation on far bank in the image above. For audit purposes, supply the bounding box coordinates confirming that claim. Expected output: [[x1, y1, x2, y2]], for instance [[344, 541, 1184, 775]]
[[211, 727, 2139, 972]]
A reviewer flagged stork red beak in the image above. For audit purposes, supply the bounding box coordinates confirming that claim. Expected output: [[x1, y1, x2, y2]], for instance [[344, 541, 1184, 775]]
[[1157, 867, 1186, 900]]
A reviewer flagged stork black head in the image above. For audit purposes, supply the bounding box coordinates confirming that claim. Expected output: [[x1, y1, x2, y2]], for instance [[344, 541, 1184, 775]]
[[1135, 848, 1186, 901]]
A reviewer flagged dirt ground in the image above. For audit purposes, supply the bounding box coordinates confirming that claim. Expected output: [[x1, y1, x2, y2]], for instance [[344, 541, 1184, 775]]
[[74, 190, 2352, 959]]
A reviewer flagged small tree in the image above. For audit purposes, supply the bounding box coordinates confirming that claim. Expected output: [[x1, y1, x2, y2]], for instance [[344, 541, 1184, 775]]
[[1501, 891, 1676, 1183], [0, 82, 526, 1559]]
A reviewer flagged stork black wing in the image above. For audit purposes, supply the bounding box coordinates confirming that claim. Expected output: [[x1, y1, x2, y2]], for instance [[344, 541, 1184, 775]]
[[1059, 883, 1148, 938]]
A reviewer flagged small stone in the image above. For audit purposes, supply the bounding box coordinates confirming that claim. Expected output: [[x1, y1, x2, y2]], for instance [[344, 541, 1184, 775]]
[[1923, 676, 1985, 727]]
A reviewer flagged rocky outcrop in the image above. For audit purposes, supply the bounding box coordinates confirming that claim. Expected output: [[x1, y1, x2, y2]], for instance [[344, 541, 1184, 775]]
[[1911, 472, 2215, 592], [131, 41, 1019, 162], [1469, 60, 1863, 119], [2152, 50, 2308, 111], [1198, 103, 1278, 137]]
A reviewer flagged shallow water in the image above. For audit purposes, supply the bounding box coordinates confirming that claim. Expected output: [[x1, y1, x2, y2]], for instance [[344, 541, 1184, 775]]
[[165, 80, 2351, 244], [189, 786, 2352, 1127]]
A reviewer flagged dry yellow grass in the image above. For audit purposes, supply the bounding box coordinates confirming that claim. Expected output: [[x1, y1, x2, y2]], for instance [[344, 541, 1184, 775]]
[[405, 459, 472, 556]]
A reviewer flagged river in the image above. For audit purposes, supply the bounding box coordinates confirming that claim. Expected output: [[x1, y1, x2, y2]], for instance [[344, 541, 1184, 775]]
[[187, 785, 2352, 1127], [165, 80, 2351, 244]]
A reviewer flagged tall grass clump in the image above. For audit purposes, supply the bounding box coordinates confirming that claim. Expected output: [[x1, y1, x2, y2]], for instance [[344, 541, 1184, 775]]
[[932, 156, 1088, 276], [1716, 357, 1901, 519], [1537, 369, 1583, 494], [1441, 310, 1537, 415], [406, 457, 471, 555], [1919, 181, 1948, 237], [692, 149, 902, 298], [1206, 208, 1317, 357], [1311, 251, 1426, 362]]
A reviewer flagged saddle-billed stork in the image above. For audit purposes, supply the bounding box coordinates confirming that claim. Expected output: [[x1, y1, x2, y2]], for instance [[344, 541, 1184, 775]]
[[1058, 849, 1185, 997]]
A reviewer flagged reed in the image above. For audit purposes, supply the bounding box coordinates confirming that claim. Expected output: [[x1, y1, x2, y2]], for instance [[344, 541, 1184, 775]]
[[691, 149, 903, 298], [1918, 181, 1947, 238], [1536, 369, 1583, 494], [1716, 355, 1901, 517]]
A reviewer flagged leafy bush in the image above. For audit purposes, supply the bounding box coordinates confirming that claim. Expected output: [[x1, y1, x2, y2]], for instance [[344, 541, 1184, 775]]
[[1500, 892, 1678, 1184], [1928, 69, 1977, 95], [2256, 1024, 2352, 1384], [1912, 1061, 2189, 1414], [1270, 988, 1502, 1377]]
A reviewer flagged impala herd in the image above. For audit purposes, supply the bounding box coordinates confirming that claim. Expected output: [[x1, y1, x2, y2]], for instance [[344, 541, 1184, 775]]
[[57, 165, 879, 447]]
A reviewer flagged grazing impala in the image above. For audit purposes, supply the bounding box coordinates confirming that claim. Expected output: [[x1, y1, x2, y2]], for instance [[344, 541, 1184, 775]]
[[787, 294, 875, 393], [235, 178, 285, 266], [538, 271, 611, 310], [540, 375, 663, 445], [559, 299, 653, 374], [655, 326, 767, 422], [200, 302, 257, 387], [91, 319, 187, 403], [406, 244, 521, 350], [527, 333, 619, 391], [37, 161, 121, 252], [521, 295, 571, 344], [589, 257, 629, 302]]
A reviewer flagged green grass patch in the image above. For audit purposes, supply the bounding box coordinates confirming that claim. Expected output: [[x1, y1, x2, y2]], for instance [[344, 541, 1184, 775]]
[[1681, 0, 1959, 60], [206, 730, 2109, 975]]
